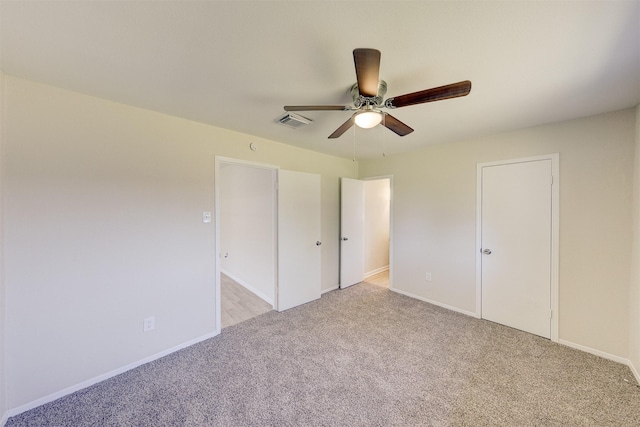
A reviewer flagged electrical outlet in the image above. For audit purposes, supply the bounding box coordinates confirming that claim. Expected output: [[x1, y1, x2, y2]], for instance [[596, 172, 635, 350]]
[[143, 316, 155, 332], [425, 273, 432, 282]]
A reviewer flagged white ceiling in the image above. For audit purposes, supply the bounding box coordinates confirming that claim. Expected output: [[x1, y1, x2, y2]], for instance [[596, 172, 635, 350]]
[[2, 1, 639, 159]]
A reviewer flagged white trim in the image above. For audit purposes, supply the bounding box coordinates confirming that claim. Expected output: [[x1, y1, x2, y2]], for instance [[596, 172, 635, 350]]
[[1, 412, 7, 427], [628, 359, 640, 384], [221, 269, 274, 306], [475, 166, 483, 318], [7, 331, 218, 419], [550, 155, 560, 342], [558, 339, 633, 368], [391, 288, 477, 318], [476, 153, 560, 342], [214, 156, 280, 332], [321, 285, 339, 295], [215, 156, 279, 172], [364, 265, 389, 278]]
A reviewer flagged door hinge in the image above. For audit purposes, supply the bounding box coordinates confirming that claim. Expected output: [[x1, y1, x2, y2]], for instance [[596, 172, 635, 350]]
[[551, 175, 554, 186], [549, 309, 553, 319]]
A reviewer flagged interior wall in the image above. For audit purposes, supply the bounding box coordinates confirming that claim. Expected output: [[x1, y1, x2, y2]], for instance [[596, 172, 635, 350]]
[[219, 164, 275, 304], [363, 179, 390, 276], [2, 75, 358, 411], [630, 104, 640, 379], [360, 108, 636, 359], [0, 72, 7, 424]]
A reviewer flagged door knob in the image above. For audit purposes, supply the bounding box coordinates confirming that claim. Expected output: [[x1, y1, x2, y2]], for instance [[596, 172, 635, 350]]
[[482, 248, 492, 255], [316, 241, 322, 246], [341, 237, 349, 241]]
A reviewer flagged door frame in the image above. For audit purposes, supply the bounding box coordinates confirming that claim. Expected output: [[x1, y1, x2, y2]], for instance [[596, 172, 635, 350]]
[[214, 156, 279, 334], [362, 175, 394, 290], [475, 154, 559, 342]]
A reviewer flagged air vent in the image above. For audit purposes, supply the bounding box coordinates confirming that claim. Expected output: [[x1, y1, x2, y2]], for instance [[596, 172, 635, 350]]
[[277, 112, 312, 129]]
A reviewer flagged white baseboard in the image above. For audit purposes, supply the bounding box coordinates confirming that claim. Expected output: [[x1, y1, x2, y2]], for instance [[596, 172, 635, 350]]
[[1, 411, 8, 427], [7, 331, 219, 419], [558, 339, 629, 365], [558, 339, 640, 383], [628, 359, 640, 384], [322, 285, 339, 295], [391, 287, 477, 318], [221, 269, 274, 306], [391, 289, 640, 385], [364, 265, 389, 279]]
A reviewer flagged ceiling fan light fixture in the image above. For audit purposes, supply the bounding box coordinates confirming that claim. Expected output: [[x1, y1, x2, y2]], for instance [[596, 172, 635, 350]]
[[283, 48, 471, 138], [354, 110, 382, 129]]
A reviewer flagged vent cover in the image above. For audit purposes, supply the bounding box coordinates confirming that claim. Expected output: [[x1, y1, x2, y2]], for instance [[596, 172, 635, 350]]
[[278, 112, 312, 129]]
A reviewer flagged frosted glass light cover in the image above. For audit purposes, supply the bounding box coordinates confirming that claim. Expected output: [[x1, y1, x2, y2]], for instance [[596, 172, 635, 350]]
[[354, 111, 382, 128]]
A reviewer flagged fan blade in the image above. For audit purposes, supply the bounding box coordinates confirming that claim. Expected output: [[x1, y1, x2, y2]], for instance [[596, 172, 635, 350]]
[[353, 48, 381, 98], [382, 113, 414, 136], [386, 80, 471, 109], [328, 116, 355, 139], [284, 105, 351, 111]]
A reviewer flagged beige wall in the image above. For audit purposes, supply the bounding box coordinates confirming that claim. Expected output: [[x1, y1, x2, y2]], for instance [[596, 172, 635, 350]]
[[360, 108, 636, 358], [0, 72, 7, 424], [630, 105, 640, 378], [2, 75, 357, 410]]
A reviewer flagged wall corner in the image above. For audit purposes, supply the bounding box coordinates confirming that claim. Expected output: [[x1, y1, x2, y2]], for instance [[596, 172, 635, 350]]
[[0, 71, 8, 425], [629, 104, 640, 383]]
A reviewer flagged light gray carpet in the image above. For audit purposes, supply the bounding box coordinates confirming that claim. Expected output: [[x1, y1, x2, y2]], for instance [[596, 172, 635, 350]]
[[7, 283, 640, 426]]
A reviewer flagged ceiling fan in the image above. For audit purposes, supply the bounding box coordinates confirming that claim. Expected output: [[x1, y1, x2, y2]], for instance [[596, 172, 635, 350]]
[[284, 48, 472, 139]]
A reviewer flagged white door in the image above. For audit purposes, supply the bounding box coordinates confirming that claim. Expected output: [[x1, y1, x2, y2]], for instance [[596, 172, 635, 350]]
[[340, 178, 364, 288], [481, 159, 552, 338], [277, 170, 322, 311]]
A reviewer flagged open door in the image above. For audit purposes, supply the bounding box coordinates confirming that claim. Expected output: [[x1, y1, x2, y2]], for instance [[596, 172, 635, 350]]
[[277, 170, 322, 311], [340, 178, 364, 288]]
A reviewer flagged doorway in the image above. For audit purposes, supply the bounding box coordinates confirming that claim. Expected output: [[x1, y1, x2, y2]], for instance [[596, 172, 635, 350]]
[[340, 176, 392, 289], [363, 178, 391, 288], [214, 157, 323, 333], [476, 154, 559, 341], [216, 158, 277, 331]]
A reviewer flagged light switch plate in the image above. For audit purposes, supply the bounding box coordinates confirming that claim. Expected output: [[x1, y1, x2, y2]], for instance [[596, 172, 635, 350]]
[[203, 212, 212, 223]]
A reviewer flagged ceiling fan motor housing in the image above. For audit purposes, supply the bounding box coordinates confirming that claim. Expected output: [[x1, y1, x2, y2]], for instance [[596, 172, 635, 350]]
[[351, 80, 387, 108]]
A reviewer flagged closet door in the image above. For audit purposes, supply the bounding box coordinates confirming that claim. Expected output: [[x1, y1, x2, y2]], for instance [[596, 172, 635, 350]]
[[277, 170, 321, 311], [480, 159, 552, 338]]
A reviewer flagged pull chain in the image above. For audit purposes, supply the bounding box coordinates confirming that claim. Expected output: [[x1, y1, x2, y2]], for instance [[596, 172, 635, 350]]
[[352, 123, 357, 162], [382, 113, 387, 157]]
